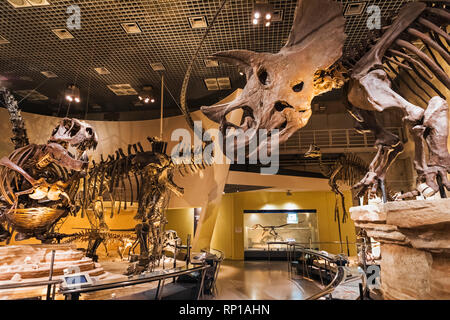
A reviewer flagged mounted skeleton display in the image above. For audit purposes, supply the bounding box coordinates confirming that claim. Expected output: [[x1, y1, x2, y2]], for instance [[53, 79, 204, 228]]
[[0, 90, 208, 274], [0, 88, 98, 243], [201, 0, 450, 202]]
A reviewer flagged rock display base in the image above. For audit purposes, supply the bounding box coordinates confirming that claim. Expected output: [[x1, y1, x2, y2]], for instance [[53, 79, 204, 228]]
[[350, 199, 450, 300], [0, 243, 119, 300]]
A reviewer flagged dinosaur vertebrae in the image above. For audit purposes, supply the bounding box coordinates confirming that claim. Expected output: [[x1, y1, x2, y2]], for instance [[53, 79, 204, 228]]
[[1, 89, 29, 150]]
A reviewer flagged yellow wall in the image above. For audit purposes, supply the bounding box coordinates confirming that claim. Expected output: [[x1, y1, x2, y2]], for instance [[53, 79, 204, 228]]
[[210, 190, 357, 260], [165, 208, 194, 245], [4, 190, 357, 261]]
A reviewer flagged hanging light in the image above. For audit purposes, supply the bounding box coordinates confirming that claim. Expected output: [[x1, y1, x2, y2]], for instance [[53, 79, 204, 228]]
[[252, 1, 274, 27], [65, 84, 81, 103], [138, 85, 155, 104]]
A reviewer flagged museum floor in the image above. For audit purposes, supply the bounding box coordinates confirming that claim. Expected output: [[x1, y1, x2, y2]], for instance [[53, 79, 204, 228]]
[[82, 260, 322, 300], [211, 261, 321, 300]]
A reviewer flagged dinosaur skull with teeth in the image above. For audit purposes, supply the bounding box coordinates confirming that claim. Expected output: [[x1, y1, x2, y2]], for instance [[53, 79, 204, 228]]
[[201, 0, 346, 157], [49, 118, 98, 161]]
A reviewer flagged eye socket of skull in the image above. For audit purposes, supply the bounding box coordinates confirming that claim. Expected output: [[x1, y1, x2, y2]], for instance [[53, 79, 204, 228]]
[[257, 68, 270, 85], [63, 119, 72, 131], [292, 82, 304, 92], [86, 127, 93, 136], [69, 121, 81, 137]]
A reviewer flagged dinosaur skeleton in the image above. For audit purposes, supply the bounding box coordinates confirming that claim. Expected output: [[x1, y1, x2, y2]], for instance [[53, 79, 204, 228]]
[[76, 139, 210, 274], [63, 228, 135, 262], [251, 223, 289, 243], [0, 89, 98, 243], [0, 90, 207, 275], [201, 0, 450, 201]]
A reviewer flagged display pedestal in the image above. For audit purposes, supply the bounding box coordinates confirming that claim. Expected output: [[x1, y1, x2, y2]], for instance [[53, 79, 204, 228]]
[[0, 243, 111, 299], [350, 199, 450, 300]]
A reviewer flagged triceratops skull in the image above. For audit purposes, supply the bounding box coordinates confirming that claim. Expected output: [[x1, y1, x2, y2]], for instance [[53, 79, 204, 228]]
[[201, 0, 346, 157], [49, 118, 98, 159]]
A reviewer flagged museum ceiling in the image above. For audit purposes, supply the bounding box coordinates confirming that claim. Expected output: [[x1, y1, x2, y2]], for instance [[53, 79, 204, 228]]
[[0, 0, 414, 120]]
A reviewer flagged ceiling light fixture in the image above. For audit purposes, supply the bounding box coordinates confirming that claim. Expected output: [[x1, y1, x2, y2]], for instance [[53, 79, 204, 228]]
[[41, 71, 58, 78], [65, 84, 81, 103], [0, 35, 9, 45], [150, 62, 166, 71], [7, 0, 50, 8], [188, 16, 208, 29], [138, 85, 156, 104], [52, 28, 74, 40], [94, 67, 110, 75], [107, 84, 138, 96], [252, 1, 274, 27], [344, 2, 367, 16], [121, 22, 142, 34]]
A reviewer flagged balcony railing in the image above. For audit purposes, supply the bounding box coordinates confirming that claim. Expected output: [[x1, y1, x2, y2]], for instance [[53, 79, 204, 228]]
[[280, 127, 405, 154]]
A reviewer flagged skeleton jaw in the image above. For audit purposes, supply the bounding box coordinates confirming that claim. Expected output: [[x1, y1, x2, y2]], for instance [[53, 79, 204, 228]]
[[211, 100, 311, 161]]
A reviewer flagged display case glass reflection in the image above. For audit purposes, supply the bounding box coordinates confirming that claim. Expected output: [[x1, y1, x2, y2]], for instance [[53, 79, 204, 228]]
[[244, 209, 319, 250]]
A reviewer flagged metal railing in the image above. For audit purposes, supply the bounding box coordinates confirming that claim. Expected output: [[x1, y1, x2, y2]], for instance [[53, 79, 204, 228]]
[[287, 245, 367, 300], [280, 127, 405, 154], [60, 264, 211, 300]]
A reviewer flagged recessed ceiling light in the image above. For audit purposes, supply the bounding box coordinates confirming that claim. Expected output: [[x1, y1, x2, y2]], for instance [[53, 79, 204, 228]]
[[204, 78, 219, 91], [150, 62, 166, 71], [0, 35, 9, 45], [188, 16, 208, 29], [94, 67, 110, 75], [7, 0, 31, 8], [121, 22, 142, 34], [8, 0, 51, 7], [107, 84, 138, 96], [272, 9, 283, 22], [217, 77, 231, 90], [344, 2, 367, 16], [27, 0, 51, 6], [52, 28, 74, 39], [204, 59, 219, 68], [41, 71, 57, 78]]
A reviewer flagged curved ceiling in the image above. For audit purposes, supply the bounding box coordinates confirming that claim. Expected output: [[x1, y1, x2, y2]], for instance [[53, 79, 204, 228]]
[[0, 0, 412, 121]]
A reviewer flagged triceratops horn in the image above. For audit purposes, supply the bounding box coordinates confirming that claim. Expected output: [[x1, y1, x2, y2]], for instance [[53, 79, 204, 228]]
[[211, 50, 258, 68], [200, 98, 245, 124]]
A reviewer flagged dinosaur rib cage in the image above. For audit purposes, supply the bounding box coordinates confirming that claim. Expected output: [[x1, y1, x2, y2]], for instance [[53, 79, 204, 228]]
[[0, 144, 77, 234], [344, 2, 449, 104]]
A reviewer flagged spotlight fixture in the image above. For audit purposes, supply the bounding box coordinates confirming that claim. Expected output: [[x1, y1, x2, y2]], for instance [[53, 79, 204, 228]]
[[252, 1, 274, 27], [138, 85, 155, 104], [65, 84, 80, 103]]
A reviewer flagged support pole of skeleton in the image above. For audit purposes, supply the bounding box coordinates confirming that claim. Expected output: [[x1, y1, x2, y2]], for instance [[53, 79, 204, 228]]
[[160, 74, 164, 140]]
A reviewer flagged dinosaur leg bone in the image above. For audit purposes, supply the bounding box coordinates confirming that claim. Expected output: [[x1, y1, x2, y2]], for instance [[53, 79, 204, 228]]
[[401, 97, 450, 199], [348, 107, 404, 198], [348, 69, 430, 198]]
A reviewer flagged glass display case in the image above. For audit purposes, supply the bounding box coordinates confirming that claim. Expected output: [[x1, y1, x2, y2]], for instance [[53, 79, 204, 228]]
[[244, 209, 319, 257]]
